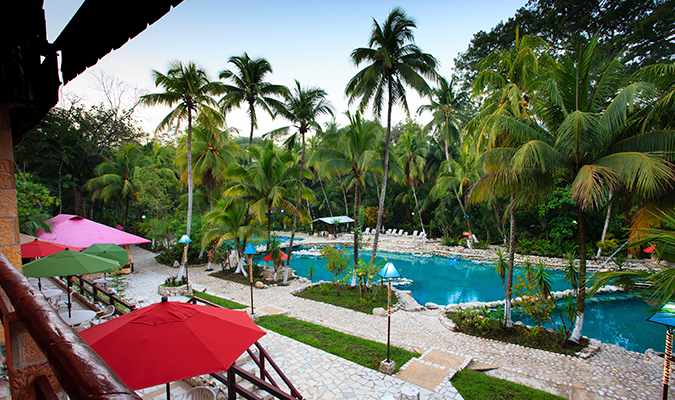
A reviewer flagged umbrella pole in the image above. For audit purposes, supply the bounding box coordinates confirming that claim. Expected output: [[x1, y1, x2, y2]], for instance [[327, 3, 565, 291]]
[[38, 278, 41, 291], [166, 382, 170, 400], [67, 276, 72, 318]]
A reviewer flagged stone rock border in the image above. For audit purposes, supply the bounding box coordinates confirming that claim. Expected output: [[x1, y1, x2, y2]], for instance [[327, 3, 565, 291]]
[[158, 284, 193, 297]]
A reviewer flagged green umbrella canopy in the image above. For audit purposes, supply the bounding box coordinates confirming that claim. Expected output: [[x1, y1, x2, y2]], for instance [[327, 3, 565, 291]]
[[81, 243, 128, 267], [23, 249, 120, 278]]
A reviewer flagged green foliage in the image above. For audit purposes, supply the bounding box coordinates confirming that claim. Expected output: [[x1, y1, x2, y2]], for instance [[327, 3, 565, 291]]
[[258, 314, 419, 373], [192, 291, 247, 309], [320, 245, 350, 291], [295, 283, 389, 313], [451, 369, 567, 400], [441, 237, 461, 246], [448, 308, 586, 356], [155, 242, 202, 266], [512, 275, 553, 329], [15, 172, 58, 235], [163, 275, 188, 287]]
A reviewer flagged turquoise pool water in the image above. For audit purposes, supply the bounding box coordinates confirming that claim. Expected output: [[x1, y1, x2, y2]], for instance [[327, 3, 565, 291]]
[[261, 247, 666, 353]]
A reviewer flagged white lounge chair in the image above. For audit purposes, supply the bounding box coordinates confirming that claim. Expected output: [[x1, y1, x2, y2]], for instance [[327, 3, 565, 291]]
[[403, 231, 409, 237], [419, 232, 427, 240], [385, 229, 392, 235], [363, 227, 370, 234], [411, 230, 419, 238], [396, 229, 404, 236]]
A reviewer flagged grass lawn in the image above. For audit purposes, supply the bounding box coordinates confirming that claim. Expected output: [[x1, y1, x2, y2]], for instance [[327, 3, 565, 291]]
[[294, 282, 390, 313], [451, 369, 566, 400], [257, 314, 418, 373], [192, 291, 248, 309]]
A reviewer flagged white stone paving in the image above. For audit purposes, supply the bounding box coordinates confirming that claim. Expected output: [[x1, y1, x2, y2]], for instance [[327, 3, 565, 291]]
[[124, 242, 672, 400]]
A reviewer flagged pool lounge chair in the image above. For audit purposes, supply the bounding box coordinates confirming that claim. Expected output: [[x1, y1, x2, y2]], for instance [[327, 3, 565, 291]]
[[396, 229, 404, 236], [363, 227, 370, 235], [411, 230, 418, 238], [385, 229, 392, 235]]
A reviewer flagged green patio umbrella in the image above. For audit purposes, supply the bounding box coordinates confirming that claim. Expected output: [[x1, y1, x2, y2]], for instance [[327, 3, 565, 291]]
[[81, 243, 128, 268], [23, 249, 120, 317]]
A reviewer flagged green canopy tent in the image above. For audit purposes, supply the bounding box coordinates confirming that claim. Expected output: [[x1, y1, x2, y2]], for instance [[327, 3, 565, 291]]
[[23, 249, 120, 317]]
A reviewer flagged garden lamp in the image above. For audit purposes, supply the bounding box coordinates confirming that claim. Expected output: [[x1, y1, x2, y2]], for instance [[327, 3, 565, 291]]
[[378, 262, 400, 368], [243, 244, 258, 315], [648, 302, 675, 400]]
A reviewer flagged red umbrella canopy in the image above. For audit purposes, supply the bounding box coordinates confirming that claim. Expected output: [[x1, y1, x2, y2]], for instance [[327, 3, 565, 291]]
[[262, 250, 289, 261], [644, 245, 656, 253], [79, 299, 265, 390], [21, 239, 82, 258]]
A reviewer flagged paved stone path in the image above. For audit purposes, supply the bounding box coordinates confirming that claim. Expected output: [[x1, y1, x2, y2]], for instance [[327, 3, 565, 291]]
[[121, 243, 671, 400]]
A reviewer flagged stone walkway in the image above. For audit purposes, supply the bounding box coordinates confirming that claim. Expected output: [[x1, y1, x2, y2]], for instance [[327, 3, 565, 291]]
[[121, 243, 674, 400]]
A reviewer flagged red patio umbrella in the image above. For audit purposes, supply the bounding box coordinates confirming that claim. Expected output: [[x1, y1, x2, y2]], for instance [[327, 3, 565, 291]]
[[21, 239, 82, 258], [262, 250, 289, 261], [644, 245, 656, 253], [80, 297, 265, 398]]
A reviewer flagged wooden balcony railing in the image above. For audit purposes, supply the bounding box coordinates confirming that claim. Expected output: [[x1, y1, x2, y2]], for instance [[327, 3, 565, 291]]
[[0, 252, 140, 399]]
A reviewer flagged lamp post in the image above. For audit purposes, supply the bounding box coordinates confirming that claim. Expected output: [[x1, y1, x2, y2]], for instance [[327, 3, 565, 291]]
[[378, 261, 400, 375], [178, 234, 191, 285], [648, 302, 675, 400], [243, 244, 258, 317]]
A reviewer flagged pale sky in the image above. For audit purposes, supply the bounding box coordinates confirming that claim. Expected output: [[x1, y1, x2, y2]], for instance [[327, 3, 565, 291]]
[[45, 0, 527, 140]]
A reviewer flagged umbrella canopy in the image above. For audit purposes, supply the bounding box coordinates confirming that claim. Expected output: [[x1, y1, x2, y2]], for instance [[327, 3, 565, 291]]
[[22, 249, 120, 278], [81, 243, 128, 267], [80, 298, 265, 390], [21, 239, 82, 258], [38, 214, 150, 248], [644, 245, 656, 253], [262, 250, 288, 262]]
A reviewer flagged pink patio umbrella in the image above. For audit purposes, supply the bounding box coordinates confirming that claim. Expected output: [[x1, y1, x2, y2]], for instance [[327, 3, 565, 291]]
[[37, 214, 150, 249]]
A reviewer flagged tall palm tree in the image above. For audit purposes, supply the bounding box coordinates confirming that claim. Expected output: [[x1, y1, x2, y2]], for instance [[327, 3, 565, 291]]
[[273, 80, 334, 264], [175, 124, 241, 209], [140, 61, 224, 267], [417, 77, 470, 161], [84, 143, 149, 227], [467, 32, 552, 327], [346, 7, 438, 265], [219, 53, 287, 152], [310, 111, 383, 276], [394, 128, 428, 233], [224, 142, 313, 254], [493, 38, 675, 342]]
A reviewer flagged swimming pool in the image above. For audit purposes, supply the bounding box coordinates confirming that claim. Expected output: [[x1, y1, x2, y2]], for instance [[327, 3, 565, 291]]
[[264, 247, 666, 353]]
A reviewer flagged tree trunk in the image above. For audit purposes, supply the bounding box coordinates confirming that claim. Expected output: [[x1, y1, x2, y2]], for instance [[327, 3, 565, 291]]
[[353, 180, 361, 291], [596, 196, 612, 258], [493, 203, 506, 243], [286, 130, 306, 266], [340, 175, 349, 216], [454, 187, 474, 233], [370, 76, 393, 266], [248, 100, 255, 163], [505, 200, 515, 328], [319, 176, 334, 218], [182, 110, 194, 268], [570, 207, 587, 343], [411, 182, 425, 235]]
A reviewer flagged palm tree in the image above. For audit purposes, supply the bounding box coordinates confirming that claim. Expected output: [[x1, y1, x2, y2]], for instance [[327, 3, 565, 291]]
[[202, 199, 265, 258], [431, 141, 480, 234], [273, 80, 334, 264], [417, 77, 470, 161], [224, 142, 313, 254], [310, 111, 382, 278], [140, 61, 224, 267], [219, 53, 287, 152], [492, 38, 675, 342], [346, 7, 438, 265], [84, 143, 149, 227], [175, 124, 241, 209], [394, 128, 428, 234]]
